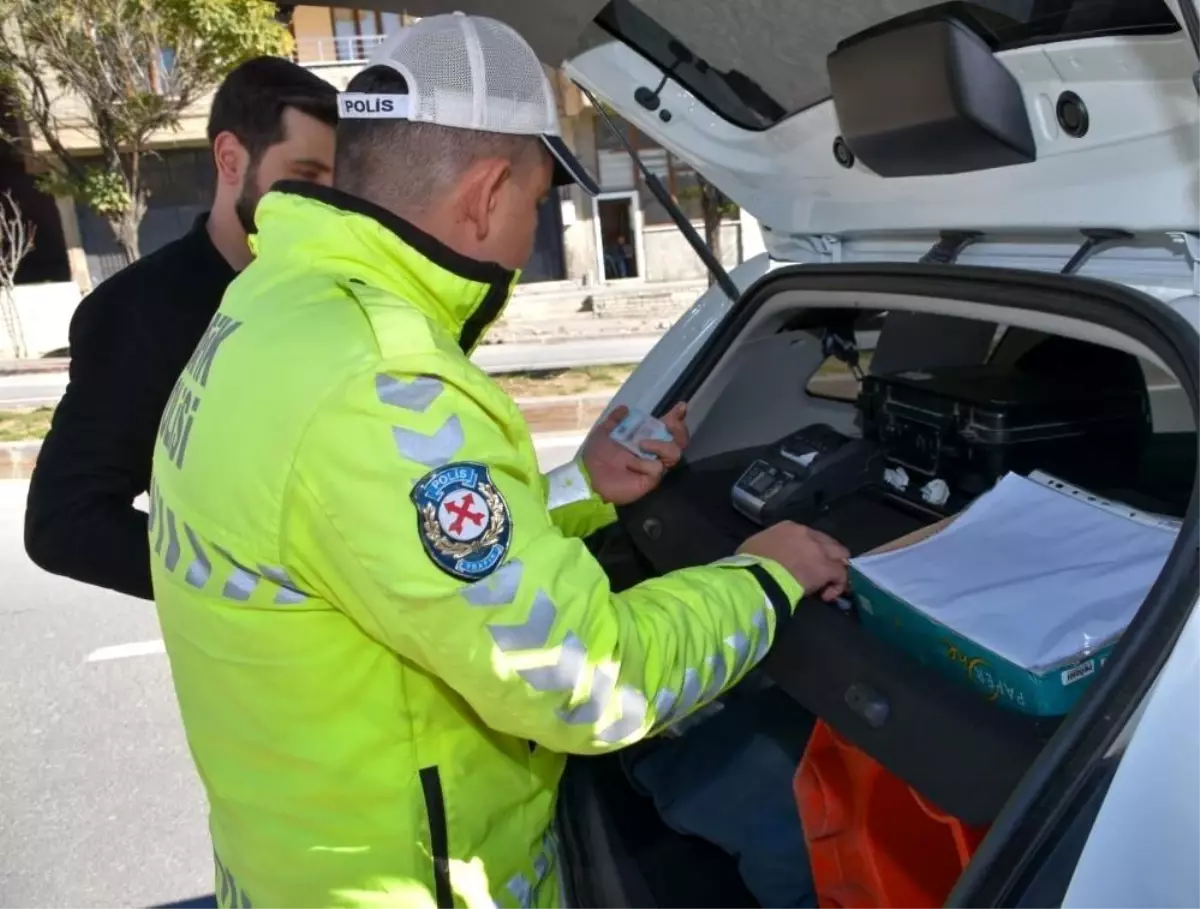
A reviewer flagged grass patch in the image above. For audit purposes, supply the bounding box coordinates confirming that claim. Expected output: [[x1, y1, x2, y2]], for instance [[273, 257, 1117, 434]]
[[493, 364, 634, 399], [0, 407, 54, 442]]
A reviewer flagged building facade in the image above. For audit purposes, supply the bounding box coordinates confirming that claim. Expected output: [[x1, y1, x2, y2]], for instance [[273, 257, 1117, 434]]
[[18, 5, 749, 297]]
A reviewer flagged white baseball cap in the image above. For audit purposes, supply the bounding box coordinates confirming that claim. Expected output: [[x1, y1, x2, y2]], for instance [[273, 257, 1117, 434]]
[[337, 12, 599, 196]]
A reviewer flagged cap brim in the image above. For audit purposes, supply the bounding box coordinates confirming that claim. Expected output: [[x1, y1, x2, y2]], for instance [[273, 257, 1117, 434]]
[[541, 134, 600, 196]]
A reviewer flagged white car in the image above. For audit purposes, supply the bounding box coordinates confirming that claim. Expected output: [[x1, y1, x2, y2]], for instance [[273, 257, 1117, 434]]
[[326, 1, 1200, 905]]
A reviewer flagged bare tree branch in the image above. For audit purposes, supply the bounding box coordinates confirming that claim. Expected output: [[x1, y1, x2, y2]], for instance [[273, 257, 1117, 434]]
[[0, 190, 35, 358], [0, 189, 34, 283]]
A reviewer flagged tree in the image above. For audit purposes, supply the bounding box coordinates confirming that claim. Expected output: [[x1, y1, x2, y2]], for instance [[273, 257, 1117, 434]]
[[0, 0, 291, 263], [680, 173, 738, 288], [0, 190, 35, 358]]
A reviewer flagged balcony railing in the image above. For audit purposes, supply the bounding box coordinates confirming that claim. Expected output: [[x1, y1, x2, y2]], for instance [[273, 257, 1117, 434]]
[[293, 34, 387, 65]]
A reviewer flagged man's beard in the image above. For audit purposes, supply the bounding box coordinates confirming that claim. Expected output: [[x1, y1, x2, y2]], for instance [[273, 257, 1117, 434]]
[[234, 162, 263, 236]]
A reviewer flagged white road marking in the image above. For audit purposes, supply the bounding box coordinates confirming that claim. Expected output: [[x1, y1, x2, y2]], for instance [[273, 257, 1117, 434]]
[[86, 639, 166, 662]]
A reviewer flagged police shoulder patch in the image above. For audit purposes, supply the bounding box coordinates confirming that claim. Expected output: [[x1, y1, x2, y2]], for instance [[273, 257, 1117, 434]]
[[411, 462, 512, 581]]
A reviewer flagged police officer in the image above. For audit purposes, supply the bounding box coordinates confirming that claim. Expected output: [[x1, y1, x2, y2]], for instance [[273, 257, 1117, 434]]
[[150, 14, 849, 908]]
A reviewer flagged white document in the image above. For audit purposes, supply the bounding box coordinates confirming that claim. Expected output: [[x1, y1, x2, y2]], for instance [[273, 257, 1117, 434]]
[[852, 473, 1180, 673]]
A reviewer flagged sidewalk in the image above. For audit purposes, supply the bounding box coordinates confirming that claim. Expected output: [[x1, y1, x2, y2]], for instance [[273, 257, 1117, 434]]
[[0, 279, 699, 376], [0, 392, 613, 480]]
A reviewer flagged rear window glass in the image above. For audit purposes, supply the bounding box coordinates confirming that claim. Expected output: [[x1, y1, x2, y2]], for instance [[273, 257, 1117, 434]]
[[595, 0, 1182, 130]]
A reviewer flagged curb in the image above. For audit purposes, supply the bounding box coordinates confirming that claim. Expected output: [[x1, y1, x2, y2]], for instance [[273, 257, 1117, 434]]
[[515, 392, 611, 434], [0, 359, 70, 377], [0, 441, 41, 480], [0, 392, 613, 481]]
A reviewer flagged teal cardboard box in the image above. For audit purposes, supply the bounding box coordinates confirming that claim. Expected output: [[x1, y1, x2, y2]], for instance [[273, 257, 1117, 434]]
[[850, 519, 1114, 717]]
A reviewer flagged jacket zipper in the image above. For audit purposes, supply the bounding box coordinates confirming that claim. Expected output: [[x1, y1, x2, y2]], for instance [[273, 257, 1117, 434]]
[[419, 766, 454, 908]]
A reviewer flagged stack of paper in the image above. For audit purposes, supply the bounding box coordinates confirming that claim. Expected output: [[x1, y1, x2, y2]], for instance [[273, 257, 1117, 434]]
[[851, 473, 1180, 673]]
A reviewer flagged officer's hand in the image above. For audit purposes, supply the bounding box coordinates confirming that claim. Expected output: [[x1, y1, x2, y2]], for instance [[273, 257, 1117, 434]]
[[581, 402, 690, 506], [738, 522, 850, 602]]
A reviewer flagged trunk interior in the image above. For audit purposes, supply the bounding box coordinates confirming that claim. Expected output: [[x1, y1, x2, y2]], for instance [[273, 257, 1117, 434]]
[[558, 265, 1198, 908]]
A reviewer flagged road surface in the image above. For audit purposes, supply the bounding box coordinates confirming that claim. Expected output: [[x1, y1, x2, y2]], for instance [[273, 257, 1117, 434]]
[[0, 337, 660, 410], [0, 373, 69, 410], [0, 434, 583, 909]]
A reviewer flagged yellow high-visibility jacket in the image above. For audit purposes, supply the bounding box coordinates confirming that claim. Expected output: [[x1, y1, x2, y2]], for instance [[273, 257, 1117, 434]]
[[149, 182, 803, 909]]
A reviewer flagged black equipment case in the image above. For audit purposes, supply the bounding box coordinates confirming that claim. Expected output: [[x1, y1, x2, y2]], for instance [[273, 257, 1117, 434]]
[[861, 362, 1151, 511]]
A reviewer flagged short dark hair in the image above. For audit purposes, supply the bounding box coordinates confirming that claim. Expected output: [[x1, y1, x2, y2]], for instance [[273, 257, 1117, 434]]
[[207, 56, 338, 158], [335, 66, 539, 213]]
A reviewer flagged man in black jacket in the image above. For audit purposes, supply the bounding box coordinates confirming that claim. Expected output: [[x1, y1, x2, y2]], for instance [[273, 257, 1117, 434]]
[[25, 57, 337, 600]]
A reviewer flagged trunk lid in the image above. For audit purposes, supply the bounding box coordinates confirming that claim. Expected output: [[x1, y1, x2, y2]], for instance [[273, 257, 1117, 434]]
[[563, 0, 1198, 282]]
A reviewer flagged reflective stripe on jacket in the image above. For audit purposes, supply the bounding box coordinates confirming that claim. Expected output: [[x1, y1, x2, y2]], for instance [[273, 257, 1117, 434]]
[[150, 182, 804, 908]]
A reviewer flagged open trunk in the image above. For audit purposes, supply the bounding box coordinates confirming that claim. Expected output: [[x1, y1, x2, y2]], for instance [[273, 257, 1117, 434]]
[[558, 263, 1198, 908]]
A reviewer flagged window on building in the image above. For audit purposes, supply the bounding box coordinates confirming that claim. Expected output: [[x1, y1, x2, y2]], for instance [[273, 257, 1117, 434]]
[[356, 9, 380, 37], [139, 149, 215, 207], [322, 8, 401, 61], [331, 8, 360, 60], [156, 48, 177, 92], [593, 110, 737, 227], [331, 8, 358, 37], [137, 47, 178, 94]]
